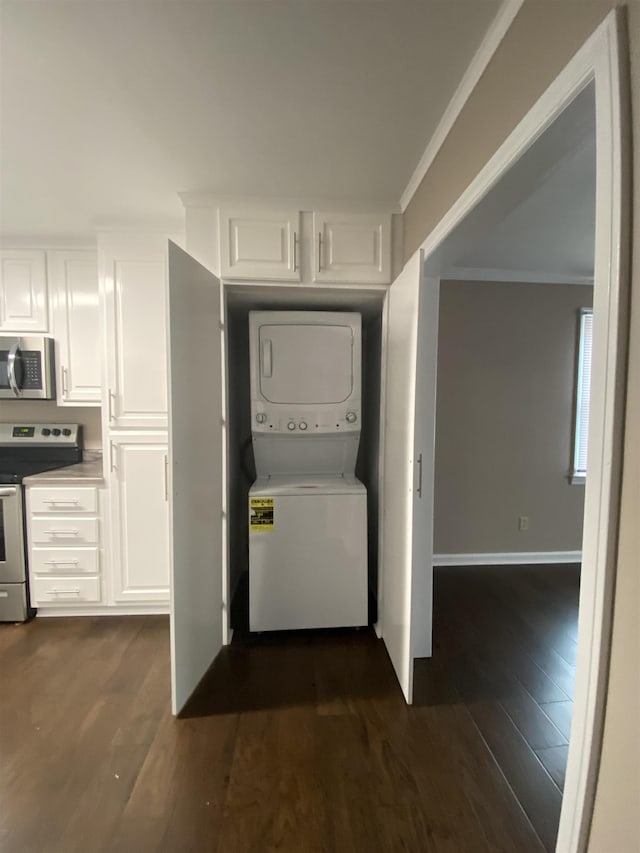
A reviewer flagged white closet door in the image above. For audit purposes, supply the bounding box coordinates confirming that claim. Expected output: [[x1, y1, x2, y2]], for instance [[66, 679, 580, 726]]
[[167, 242, 224, 715], [381, 250, 436, 703]]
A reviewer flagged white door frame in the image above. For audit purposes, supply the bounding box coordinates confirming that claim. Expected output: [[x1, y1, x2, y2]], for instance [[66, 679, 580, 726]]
[[411, 11, 628, 853]]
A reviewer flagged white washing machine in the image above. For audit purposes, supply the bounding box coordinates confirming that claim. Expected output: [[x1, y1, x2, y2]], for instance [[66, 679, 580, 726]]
[[248, 311, 368, 632], [249, 475, 367, 631]]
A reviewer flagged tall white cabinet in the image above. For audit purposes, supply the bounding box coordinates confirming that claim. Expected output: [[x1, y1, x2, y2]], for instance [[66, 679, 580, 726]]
[[99, 233, 173, 608]]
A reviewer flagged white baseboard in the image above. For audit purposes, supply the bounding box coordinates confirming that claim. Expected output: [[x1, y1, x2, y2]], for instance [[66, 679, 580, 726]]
[[433, 551, 582, 567], [35, 606, 170, 618]]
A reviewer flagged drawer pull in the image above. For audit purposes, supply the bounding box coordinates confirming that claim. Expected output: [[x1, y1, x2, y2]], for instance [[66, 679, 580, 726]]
[[46, 588, 81, 597], [43, 559, 80, 567], [43, 499, 80, 506], [44, 529, 79, 537]]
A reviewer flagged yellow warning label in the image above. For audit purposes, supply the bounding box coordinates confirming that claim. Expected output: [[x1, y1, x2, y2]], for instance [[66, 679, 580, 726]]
[[250, 497, 274, 532]]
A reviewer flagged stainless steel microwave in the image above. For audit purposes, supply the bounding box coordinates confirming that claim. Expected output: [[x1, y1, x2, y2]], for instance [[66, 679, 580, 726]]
[[0, 336, 56, 400]]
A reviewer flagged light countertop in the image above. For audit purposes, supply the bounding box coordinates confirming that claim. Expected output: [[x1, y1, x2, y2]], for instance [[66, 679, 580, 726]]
[[23, 451, 104, 486]]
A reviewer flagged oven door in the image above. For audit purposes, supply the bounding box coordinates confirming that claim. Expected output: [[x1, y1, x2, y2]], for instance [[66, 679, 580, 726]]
[[0, 486, 26, 583], [0, 486, 32, 622], [0, 336, 55, 399]]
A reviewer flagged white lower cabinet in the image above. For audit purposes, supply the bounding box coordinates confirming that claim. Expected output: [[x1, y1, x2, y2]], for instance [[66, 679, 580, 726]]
[[108, 436, 170, 604], [27, 484, 104, 609]]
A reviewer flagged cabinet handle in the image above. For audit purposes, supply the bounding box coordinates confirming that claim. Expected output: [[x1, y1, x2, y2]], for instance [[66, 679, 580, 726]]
[[164, 454, 169, 501], [110, 441, 117, 473], [318, 232, 323, 272], [293, 231, 298, 272], [416, 453, 423, 500], [108, 389, 116, 423], [45, 588, 81, 598], [43, 498, 79, 506], [45, 529, 79, 537], [61, 366, 69, 397], [44, 559, 80, 567]]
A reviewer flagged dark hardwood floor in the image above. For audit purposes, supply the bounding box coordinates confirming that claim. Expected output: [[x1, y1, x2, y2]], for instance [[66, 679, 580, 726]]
[[0, 565, 578, 853]]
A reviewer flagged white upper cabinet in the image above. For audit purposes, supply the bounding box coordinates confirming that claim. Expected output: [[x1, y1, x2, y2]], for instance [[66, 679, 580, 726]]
[[48, 250, 101, 405], [312, 212, 392, 284], [0, 250, 48, 332], [220, 207, 301, 281], [99, 234, 169, 430]]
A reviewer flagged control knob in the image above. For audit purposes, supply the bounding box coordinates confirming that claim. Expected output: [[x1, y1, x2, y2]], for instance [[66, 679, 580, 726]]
[[287, 421, 296, 431], [255, 413, 267, 424], [51, 428, 61, 436], [41, 428, 51, 436], [62, 428, 72, 436], [346, 411, 357, 424], [299, 421, 308, 431]]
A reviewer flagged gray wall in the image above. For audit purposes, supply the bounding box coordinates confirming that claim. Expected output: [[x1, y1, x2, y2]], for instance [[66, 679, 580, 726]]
[[434, 280, 593, 555]]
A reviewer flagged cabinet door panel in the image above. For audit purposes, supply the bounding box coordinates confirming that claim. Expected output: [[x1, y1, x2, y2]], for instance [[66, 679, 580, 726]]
[[313, 212, 391, 284], [0, 250, 48, 332], [220, 208, 300, 281], [100, 234, 170, 430], [49, 251, 100, 404], [110, 439, 170, 603]]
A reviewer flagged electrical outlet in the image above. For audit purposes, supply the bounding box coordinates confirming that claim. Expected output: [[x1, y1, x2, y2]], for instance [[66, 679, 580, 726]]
[[518, 516, 529, 531]]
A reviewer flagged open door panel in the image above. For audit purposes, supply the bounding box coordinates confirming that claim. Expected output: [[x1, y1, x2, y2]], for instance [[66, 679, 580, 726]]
[[381, 250, 435, 703], [167, 242, 224, 715]]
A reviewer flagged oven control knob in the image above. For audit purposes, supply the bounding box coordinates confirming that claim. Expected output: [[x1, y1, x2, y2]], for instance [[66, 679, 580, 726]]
[[41, 428, 51, 436], [62, 428, 72, 436], [346, 411, 357, 424], [255, 413, 266, 424], [287, 421, 296, 431], [299, 421, 308, 431], [51, 428, 61, 436]]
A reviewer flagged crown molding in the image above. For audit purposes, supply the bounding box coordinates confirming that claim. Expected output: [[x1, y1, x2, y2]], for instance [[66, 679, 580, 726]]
[[399, 0, 525, 211]]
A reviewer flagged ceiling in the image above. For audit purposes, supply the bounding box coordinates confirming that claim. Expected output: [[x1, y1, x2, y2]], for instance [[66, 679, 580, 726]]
[[435, 82, 597, 284], [0, 0, 502, 238]]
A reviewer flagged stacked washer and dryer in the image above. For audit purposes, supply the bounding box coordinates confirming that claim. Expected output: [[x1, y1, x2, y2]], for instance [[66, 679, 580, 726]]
[[248, 311, 368, 632]]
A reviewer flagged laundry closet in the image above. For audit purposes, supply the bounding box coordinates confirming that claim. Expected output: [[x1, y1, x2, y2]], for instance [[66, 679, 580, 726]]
[[168, 201, 433, 714], [225, 289, 385, 633]]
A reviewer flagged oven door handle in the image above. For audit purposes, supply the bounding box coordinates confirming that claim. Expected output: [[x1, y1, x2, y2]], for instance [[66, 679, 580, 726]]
[[7, 342, 21, 397], [0, 487, 17, 498]]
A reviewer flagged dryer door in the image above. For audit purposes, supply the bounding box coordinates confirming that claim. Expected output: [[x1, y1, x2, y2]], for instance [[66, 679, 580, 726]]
[[258, 322, 354, 405]]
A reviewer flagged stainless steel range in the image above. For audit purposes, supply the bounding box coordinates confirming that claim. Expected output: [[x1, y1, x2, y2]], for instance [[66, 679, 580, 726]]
[[0, 424, 82, 622]]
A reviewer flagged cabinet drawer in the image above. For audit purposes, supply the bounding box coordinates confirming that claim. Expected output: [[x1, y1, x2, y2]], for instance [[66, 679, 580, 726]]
[[30, 517, 99, 545], [29, 486, 97, 514], [30, 547, 99, 575], [31, 575, 101, 605]]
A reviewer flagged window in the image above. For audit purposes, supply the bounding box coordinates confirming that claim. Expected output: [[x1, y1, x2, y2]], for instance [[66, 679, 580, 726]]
[[571, 308, 593, 484]]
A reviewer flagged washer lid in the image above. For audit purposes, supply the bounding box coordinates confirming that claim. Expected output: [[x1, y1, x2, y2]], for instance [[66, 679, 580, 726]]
[[250, 474, 366, 496]]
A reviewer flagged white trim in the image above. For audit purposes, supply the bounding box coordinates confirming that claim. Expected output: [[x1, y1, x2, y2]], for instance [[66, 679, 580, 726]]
[[36, 606, 170, 617], [399, 0, 525, 211], [433, 551, 582, 567], [444, 266, 594, 286], [411, 11, 627, 853]]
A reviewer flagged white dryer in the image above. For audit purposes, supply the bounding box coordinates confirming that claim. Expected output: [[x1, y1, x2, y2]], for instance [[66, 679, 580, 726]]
[[248, 311, 368, 632]]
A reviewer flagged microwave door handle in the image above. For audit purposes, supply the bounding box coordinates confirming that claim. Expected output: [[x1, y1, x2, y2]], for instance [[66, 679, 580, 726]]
[[7, 343, 21, 397]]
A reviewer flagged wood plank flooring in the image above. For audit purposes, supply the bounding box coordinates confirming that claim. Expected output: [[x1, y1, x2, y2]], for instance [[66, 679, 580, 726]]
[[0, 564, 578, 853]]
